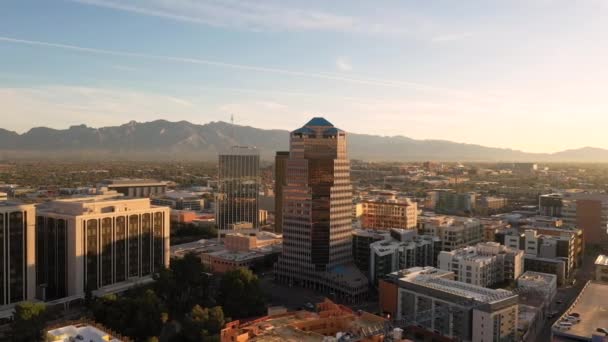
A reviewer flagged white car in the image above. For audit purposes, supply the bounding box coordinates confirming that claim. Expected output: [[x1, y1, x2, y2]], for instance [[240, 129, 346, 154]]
[[565, 315, 581, 323]]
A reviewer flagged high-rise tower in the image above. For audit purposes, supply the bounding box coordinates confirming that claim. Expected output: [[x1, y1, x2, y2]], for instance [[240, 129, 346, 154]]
[[274, 151, 289, 233], [275, 118, 368, 303]]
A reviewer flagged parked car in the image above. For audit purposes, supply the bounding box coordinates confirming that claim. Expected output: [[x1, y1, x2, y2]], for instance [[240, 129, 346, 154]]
[[565, 315, 581, 323]]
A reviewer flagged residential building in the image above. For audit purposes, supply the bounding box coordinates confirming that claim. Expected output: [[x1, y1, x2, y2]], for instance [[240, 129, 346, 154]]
[[216, 146, 260, 234], [478, 196, 508, 211], [274, 151, 289, 234], [503, 229, 574, 284], [369, 230, 441, 284], [151, 191, 205, 211], [438, 242, 524, 287], [352, 229, 390, 276], [360, 192, 417, 230], [380, 267, 519, 342], [35, 194, 170, 301], [418, 215, 483, 251], [595, 255, 608, 283], [97, 178, 168, 198], [0, 202, 36, 309], [275, 118, 368, 303], [220, 299, 388, 342], [540, 192, 608, 246], [480, 218, 509, 242]]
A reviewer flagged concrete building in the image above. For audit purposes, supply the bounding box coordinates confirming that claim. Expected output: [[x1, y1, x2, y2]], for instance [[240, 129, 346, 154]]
[[274, 151, 289, 234], [97, 178, 168, 198], [360, 193, 417, 231], [151, 191, 205, 211], [380, 267, 519, 342], [220, 299, 388, 342], [352, 229, 390, 277], [438, 242, 524, 287], [216, 146, 260, 233], [0, 192, 7, 201], [275, 118, 368, 303], [0, 202, 36, 309], [480, 218, 509, 243], [368, 230, 441, 284], [478, 196, 508, 211], [418, 215, 483, 251], [517, 271, 557, 306], [35, 194, 170, 301], [595, 255, 608, 283], [540, 192, 608, 246], [503, 229, 574, 284]]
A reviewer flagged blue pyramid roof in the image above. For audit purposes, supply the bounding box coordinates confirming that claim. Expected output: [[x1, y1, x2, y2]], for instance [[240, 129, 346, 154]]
[[292, 127, 315, 134], [304, 117, 334, 127]]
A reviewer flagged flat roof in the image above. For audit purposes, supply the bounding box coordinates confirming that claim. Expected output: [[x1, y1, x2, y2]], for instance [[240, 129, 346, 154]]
[[46, 323, 123, 342], [552, 281, 608, 340], [595, 255, 608, 266]]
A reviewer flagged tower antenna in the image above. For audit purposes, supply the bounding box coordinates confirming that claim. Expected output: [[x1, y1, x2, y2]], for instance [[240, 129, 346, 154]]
[[231, 114, 236, 144]]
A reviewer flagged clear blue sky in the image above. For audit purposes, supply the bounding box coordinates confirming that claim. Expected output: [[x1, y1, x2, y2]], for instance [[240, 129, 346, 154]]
[[1, 0, 607, 153]]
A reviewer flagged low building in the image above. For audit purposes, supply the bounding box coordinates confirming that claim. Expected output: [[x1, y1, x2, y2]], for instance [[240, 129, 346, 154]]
[[45, 320, 129, 342], [379, 267, 519, 342], [151, 191, 205, 211], [517, 271, 557, 306], [224, 231, 282, 252], [437, 242, 524, 287], [523, 256, 567, 286], [595, 255, 608, 283], [98, 178, 168, 198], [518, 304, 543, 342], [220, 299, 388, 342], [551, 281, 608, 341]]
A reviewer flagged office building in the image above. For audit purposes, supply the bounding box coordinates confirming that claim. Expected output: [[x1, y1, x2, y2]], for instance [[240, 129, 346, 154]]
[[151, 191, 205, 211], [430, 190, 477, 214], [0, 202, 36, 309], [97, 178, 168, 198], [216, 146, 260, 233], [35, 194, 170, 301], [438, 242, 524, 287], [478, 196, 508, 211], [418, 215, 483, 251], [380, 267, 519, 342], [274, 151, 289, 234], [275, 118, 368, 303], [360, 192, 417, 230], [517, 271, 557, 306], [352, 229, 390, 276]]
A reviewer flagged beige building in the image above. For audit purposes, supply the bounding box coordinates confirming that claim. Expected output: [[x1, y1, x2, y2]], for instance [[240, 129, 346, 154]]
[[438, 242, 524, 287], [380, 267, 518, 342], [361, 192, 417, 230], [224, 231, 281, 252], [0, 202, 36, 309], [36, 194, 170, 301], [418, 214, 483, 251]]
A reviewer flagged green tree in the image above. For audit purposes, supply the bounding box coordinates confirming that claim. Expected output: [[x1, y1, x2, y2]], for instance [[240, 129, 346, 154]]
[[218, 268, 266, 319], [11, 302, 49, 342], [181, 305, 225, 342]]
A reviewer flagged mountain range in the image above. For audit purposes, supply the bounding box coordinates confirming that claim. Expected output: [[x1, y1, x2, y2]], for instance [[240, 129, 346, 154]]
[[1, 120, 607, 162]]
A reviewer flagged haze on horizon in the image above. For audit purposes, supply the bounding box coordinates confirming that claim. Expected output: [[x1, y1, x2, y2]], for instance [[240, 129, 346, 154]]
[[1, 0, 607, 154]]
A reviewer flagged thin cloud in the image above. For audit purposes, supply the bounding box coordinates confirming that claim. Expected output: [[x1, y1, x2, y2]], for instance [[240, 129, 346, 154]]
[[431, 32, 474, 42], [335, 57, 352, 72], [0, 36, 448, 92], [69, 0, 356, 32]]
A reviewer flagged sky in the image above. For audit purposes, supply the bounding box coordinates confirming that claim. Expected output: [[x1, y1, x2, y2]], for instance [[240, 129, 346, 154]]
[[1, 0, 608, 153]]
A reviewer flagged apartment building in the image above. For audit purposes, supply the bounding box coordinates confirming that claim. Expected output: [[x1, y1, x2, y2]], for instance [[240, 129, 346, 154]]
[[380, 267, 519, 342], [438, 242, 524, 287], [360, 192, 417, 230], [368, 230, 441, 284], [418, 215, 483, 251], [429, 190, 477, 214], [35, 194, 170, 301]]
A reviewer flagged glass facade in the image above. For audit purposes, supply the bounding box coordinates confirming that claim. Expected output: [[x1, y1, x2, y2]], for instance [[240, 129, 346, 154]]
[[36, 216, 67, 301]]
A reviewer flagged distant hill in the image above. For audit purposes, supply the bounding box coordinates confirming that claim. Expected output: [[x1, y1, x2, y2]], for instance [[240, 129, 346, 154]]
[[0, 119, 606, 162]]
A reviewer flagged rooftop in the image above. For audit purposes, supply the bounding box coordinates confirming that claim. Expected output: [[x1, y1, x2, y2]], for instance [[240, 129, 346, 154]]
[[46, 322, 125, 342], [552, 281, 608, 340], [518, 271, 557, 285], [100, 178, 168, 186], [595, 255, 608, 266], [304, 117, 334, 127]]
